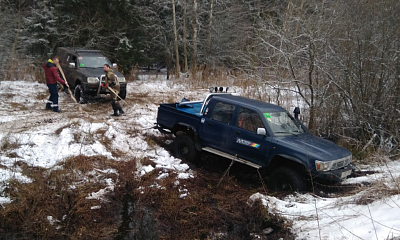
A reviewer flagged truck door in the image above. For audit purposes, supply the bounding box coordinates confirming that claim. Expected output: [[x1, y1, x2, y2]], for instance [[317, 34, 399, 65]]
[[228, 107, 271, 166], [65, 54, 77, 85], [198, 101, 235, 151]]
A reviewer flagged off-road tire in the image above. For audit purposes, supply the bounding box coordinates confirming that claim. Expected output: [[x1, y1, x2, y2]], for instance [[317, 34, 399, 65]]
[[268, 167, 307, 192], [74, 85, 86, 104], [173, 134, 198, 162], [119, 90, 126, 100]]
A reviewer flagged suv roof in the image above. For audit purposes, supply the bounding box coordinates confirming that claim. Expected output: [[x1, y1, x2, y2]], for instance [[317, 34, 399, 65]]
[[213, 94, 286, 113], [55, 47, 103, 56]]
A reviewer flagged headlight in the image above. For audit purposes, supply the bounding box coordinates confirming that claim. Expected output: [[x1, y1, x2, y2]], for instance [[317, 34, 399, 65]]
[[315, 155, 352, 172], [118, 77, 126, 82], [315, 160, 332, 171], [87, 77, 99, 83]]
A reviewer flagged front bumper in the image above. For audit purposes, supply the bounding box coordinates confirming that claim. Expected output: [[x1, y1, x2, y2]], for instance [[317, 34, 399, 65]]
[[312, 164, 353, 182], [82, 82, 127, 95]]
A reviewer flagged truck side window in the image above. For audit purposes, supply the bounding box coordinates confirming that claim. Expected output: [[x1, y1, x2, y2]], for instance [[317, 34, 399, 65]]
[[237, 108, 264, 132], [210, 102, 235, 124], [68, 55, 77, 67]]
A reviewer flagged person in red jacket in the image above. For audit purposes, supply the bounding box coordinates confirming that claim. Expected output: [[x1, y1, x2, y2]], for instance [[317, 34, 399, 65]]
[[42, 56, 66, 112]]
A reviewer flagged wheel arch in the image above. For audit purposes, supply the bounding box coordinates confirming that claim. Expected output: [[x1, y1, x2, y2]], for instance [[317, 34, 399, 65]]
[[266, 154, 309, 175], [173, 123, 202, 151], [173, 123, 198, 136], [74, 78, 82, 87]]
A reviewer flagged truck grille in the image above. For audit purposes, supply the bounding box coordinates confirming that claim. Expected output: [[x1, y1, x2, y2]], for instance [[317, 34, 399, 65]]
[[331, 155, 352, 170]]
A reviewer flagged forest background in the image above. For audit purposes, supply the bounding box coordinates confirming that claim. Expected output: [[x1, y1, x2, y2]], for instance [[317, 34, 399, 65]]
[[1, 0, 399, 159]]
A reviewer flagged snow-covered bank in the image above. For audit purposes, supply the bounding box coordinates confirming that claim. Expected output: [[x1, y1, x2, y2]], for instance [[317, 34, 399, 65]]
[[1, 79, 399, 239]]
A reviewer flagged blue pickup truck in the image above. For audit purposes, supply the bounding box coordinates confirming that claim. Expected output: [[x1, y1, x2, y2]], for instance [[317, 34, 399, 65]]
[[156, 93, 353, 191]]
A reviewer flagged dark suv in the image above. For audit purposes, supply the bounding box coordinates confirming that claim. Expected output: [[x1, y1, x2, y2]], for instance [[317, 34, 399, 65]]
[[53, 47, 127, 103]]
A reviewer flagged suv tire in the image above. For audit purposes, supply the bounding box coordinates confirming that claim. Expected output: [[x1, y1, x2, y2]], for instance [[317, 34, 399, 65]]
[[173, 134, 198, 162], [74, 85, 86, 104], [119, 90, 126, 100], [268, 167, 307, 192]]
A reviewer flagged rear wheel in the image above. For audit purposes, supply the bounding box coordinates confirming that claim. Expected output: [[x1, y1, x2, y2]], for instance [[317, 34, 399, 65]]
[[268, 167, 307, 192], [173, 134, 198, 162]]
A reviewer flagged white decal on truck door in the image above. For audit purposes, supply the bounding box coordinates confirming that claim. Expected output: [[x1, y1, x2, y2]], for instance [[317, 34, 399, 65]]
[[236, 138, 260, 149]]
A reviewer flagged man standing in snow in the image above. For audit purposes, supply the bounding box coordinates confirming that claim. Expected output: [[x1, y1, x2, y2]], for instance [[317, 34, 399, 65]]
[[42, 56, 66, 112], [102, 64, 124, 116]]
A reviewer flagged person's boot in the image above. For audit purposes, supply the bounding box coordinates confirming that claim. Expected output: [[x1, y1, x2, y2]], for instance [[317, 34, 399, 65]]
[[112, 108, 119, 116], [111, 101, 119, 116], [46, 101, 52, 110], [116, 102, 124, 114], [53, 105, 62, 113]]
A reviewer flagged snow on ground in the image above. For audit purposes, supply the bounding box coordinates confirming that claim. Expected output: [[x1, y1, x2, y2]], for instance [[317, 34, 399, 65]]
[[0, 78, 400, 239], [250, 158, 400, 240]]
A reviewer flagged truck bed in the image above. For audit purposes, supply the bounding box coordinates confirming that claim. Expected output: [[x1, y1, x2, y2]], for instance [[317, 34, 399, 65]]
[[156, 101, 203, 132]]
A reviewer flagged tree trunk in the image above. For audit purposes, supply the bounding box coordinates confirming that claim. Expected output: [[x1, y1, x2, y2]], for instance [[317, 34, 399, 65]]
[[191, 0, 198, 77], [12, 0, 22, 56], [183, 0, 188, 73], [172, 0, 180, 78], [206, 0, 214, 58]]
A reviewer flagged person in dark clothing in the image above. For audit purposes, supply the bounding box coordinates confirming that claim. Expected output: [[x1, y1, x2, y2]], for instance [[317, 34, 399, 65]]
[[42, 56, 66, 112], [102, 64, 124, 116]]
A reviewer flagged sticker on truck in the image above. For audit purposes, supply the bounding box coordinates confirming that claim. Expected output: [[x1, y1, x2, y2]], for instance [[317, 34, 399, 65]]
[[236, 138, 260, 149]]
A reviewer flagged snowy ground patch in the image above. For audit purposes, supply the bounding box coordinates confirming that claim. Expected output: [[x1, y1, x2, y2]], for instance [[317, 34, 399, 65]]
[[1, 79, 400, 239]]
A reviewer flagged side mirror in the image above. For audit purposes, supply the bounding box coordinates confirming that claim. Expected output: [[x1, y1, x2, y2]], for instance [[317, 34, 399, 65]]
[[257, 128, 267, 136], [69, 62, 75, 68], [293, 107, 300, 119], [112, 63, 117, 69]]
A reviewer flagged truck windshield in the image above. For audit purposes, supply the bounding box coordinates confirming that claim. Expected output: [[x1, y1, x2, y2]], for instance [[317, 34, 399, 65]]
[[78, 56, 111, 68], [264, 112, 304, 136]]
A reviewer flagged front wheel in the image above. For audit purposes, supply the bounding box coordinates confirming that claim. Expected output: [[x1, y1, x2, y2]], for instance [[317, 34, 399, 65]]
[[119, 90, 126, 100], [74, 85, 86, 104], [267, 167, 307, 192], [173, 134, 198, 162]]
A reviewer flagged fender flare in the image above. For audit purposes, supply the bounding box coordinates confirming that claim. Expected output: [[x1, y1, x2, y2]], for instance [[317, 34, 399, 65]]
[[270, 153, 309, 170], [174, 122, 202, 151], [74, 79, 82, 89], [176, 122, 198, 134]]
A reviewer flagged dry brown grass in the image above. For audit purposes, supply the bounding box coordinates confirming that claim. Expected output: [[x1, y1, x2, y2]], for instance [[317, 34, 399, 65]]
[[0, 155, 136, 239], [36, 91, 49, 101], [2, 57, 43, 82], [55, 123, 74, 135], [139, 168, 291, 240], [1, 139, 17, 152], [0, 149, 293, 239]]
